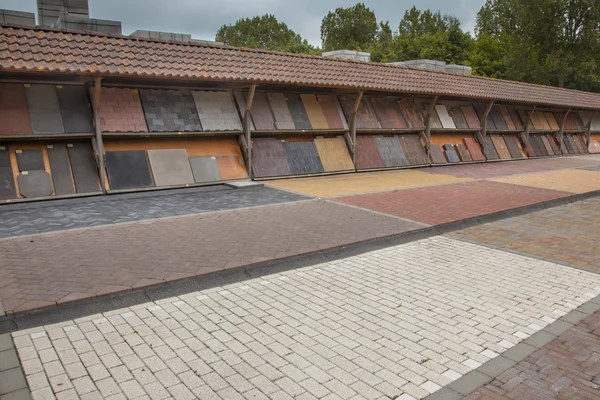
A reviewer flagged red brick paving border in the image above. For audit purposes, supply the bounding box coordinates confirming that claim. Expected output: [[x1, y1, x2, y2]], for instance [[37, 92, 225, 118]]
[[0, 200, 420, 314], [335, 181, 570, 226], [465, 309, 600, 400]]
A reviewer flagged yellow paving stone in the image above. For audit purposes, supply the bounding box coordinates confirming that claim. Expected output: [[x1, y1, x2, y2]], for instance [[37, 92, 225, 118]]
[[266, 169, 472, 197], [491, 169, 600, 194]]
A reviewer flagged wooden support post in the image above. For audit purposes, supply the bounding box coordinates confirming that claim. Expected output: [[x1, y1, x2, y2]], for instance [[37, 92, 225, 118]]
[[92, 76, 106, 194], [480, 101, 494, 139], [349, 91, 364, 168], [520, 105, 537, 155], [585, 111, 598, 146], [243, 85, 257, 179], [423, 97, 438, 159], [558, 108, 571, 154]]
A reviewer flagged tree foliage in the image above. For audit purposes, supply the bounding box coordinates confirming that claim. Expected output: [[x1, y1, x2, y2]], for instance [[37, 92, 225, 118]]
[[216, 14, 317, 54], [320, 3, 378, 51]]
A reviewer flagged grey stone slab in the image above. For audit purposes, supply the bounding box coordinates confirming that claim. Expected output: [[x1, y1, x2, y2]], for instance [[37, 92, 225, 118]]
[[15, 150, 44, 172], [544, 320, 573, 336], [375, 136, 409, 167], [482, 137, 499, 160], [0, 388, 32, 400], [25, 84, 65, 134], [17, 171, 54, 198], [524, 330, 557, 348], [139, 89, 202, 132], [188, 156, 222, 183], [490, 105, 508, 130], [477, 355, 517, 377], [47, 144, 75, 195], [443, 144, 461, 163], [501, 342, 537, 362], [447, 370, 493, 396], [0, 335, 11, 352], [435, 105, 456, 129], [0, 368, 27, 396], [192, 91, 242, 131], [577, 301, 600, 314], [147, 149, 194, 187], [560, 310, 588, 325], [0, 349, 19, 372], [424, 387, 463, 400], [56, 85, 94, 133], [268, 93, 295, 130], [285, 94, 312, 130], [106, 150, 154, 190], [282, 141, 324, 175], [0, 167, 16, 201], [67, 142, 101, 193], [0, 148, 10, 168]]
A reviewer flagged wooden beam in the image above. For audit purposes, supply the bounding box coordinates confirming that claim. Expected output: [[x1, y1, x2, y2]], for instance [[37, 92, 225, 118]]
[[480, 101, 495, 139], [585, 110, 598, 146], [423, 96, 439, 158], [92, 76, 107, 195], [558, 108, 571, 154], [520, 105, 537, 156], [349, 91, 364, 168], [243, 85, 256, 179]]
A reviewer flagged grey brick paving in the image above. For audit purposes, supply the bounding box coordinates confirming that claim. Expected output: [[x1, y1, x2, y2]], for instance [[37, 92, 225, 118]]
[[0, 186, 309, 238], [0, 334, 30, 400]]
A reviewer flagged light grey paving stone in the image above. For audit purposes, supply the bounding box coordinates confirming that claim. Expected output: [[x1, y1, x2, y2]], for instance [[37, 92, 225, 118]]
[[435, 105, 456, 129], [0, 349, 20, 372], [0, 335, 12, 352], [17, 171, 54, 198], [561, 310, 588, 325], [0, 388, 32, 400], [446, 370, 493, 396], [524, 331, 557, 349], [188, 156, 222, 183], [544, 320, 573, 337], [0, 368, 28, 395], [476, 355, 517, 377], [192, 91, 242, 131], [147, 149, 194, 187], [268, 93, 295, 130]]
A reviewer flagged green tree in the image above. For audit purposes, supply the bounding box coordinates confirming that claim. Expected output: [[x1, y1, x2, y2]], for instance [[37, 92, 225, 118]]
[[468, 34, 508, 77], [369, 22, 396, 62], [320, 3, 378, 51], [216, 14, 317, 54]]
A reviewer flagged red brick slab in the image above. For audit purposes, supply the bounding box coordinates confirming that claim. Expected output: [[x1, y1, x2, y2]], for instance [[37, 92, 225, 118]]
[[335, 180, 569, 225], [92, 87, 148, 132], [0, 200, 420, 314], [465, 309, 600, 400]]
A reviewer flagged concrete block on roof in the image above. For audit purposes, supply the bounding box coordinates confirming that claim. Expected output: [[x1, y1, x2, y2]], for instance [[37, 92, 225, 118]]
[[0, 9, 35, 26], [323, 50, 370, 62], [56, 14, 122, 35], [130, 30, 192, 43]]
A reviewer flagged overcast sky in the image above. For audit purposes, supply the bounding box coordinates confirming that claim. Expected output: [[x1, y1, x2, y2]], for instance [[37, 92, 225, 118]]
[[1, 0, 485, 46]]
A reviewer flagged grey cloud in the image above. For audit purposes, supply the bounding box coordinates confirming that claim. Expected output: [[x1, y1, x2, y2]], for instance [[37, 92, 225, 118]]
[[1, 0, 486, 46]]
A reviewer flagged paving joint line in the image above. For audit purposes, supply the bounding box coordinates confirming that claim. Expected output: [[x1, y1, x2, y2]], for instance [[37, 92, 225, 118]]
[[1, 189, 600, 335], [322, 198, 431, 227], [422, 293, 600, 400]]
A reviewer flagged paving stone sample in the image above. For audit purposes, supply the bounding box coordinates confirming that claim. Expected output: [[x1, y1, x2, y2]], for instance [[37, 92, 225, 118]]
[[188, 156, 222, 183], [482, 136, 500, 160], [499, 105, 517, 130], [563, 134, 576, 154], [216, 155, 248, 180], [533, 135, 549, 156], [508, 107, 524, 130], [25, 84, 65, 134], [443, 144, 461, 163], [375, 136, 409, 167], [490, 105, 509, 131], [251, 138, 291, 178], [522, 137, 537, 157], [572, 134, 586, 154], [56, 85, 94, 133], [339, 95, 381, 129], [314, 137, 354, 172], [464, 138, 486, 162], [68, 142, 101, 193], [0, 83, 32, 136], [563, 113, 583, 131], [192, 91, 242, 131], [474, 103, 497, 130], [436, 105, 456, 129], [461, 105, 481, 129], [17, 170, 54, 198], [430, 144, 448, 164], [588, 140, 600, 154], [355, 135, 384, 170], [527, 135, 542, 156], [106, 150, 154, 190], [248, 92, 275, 130], [268, 93, 295, 130], [402, 135, 429, 165], [534, 112, 551, 130], [139, 89, 202, 132], [15, 149, 44, 172], [0, 148, 16, 200], [455, 143, 473, 162], [301, 94, 329, 130], [317, 94, 347, 129], [450, 107, 469, 129], [545, 135, 561, 155], [233, 91, 255, 130], [544, 112, 560, 130], [576, 134, 589, 154], [398, 100, 424, 128], [540, 135, 555, 156], [371, 97, 407, 129], [490, 135, 512, 159], [47, 144, 75, 195], [425, 103, 443, 129], [503, 135, 525, 159], [282, 140, 324, 175], [92, 87, 148, 132], [147, 149, 194, 187], [285, 94, 312, 130]]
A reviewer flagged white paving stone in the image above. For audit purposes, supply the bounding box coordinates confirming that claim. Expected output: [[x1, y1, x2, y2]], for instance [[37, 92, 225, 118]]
[[12, 237, 600, 399]]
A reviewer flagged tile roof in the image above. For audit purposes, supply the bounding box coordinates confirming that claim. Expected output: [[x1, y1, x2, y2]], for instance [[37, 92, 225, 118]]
[[2, 24, 600, 110]]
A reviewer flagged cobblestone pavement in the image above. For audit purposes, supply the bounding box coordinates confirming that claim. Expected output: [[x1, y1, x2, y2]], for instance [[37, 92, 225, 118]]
[[0, 186, 309, 238], [335, 180, 569, 226], [9, 237, 600, 400], [491, 168, 600, 194], [465, 306, 600, 400], [451, 198, 600, 273], [0, 200, 421, 314], [266, 170, 471, 198]]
